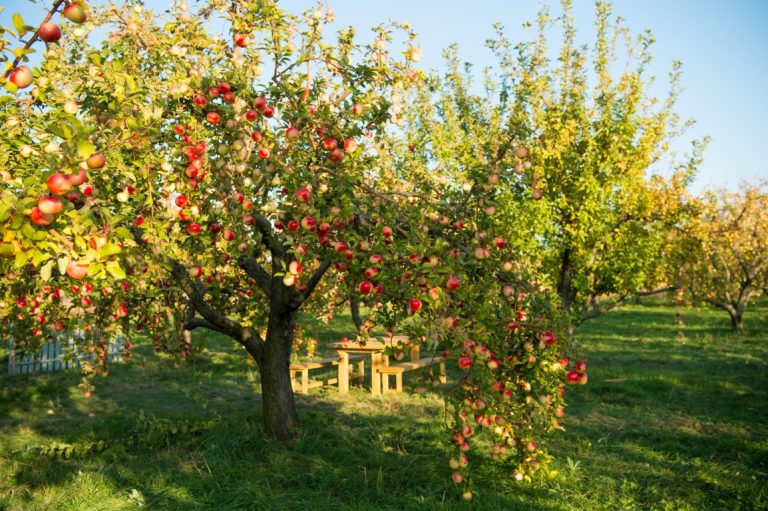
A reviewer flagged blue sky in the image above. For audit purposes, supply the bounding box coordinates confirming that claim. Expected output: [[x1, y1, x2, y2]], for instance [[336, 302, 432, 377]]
[[2, 0, 767, 191]]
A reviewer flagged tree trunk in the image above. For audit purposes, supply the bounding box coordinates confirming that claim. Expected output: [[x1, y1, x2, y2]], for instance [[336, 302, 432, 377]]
[[729, 311, 744, 332], [557, 248, 575, 312], [259, 306, 299, 441]]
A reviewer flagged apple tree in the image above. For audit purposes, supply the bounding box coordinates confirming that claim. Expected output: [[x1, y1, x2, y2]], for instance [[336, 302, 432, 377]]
[[402, 0, 704, 326], [0, 0, 582, 495], [673, 182, 768, 331]]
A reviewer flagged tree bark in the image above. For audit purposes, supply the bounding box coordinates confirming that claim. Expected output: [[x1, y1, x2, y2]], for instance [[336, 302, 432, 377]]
[[729, 310, 744, 332], [259, 305, 299, 441], [557, 248, 575, 313]]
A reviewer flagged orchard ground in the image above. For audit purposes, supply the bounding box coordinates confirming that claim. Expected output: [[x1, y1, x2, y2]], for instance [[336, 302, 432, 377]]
[[1, 300, 766, 511]]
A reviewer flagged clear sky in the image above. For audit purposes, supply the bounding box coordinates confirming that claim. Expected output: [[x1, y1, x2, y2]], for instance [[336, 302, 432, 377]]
[[2, 0, 767, 192]]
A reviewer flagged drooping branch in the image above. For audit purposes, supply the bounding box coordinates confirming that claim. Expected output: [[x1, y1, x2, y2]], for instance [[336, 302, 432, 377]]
[[237, 255, 272, 296], [579, 285, 678, 322], [1, 0, 66, 81]]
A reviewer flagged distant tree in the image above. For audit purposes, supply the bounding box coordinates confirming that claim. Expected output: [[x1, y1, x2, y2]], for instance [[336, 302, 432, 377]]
[[674, 182, 768, 331], [404, 0, 704, 326]]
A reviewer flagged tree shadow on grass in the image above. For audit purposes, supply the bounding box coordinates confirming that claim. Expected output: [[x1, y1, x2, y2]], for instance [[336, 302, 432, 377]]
[[1, 349, 561, 511]]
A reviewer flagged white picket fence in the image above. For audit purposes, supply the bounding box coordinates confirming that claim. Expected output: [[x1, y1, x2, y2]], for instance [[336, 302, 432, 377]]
[[7, 334, 124, 375]]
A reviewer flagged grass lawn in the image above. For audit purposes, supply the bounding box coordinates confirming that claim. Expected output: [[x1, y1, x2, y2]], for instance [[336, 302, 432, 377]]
[[1, 300, 766, 510]]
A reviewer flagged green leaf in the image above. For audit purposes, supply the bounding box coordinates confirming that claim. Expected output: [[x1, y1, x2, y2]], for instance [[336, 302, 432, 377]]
[[106, 260, 126, 279], [99, 243, 121, 258], [14, 250, 27, 268], [12, 13, 24, 35], [77, 138, 96, 159], [40, 260, 55, 281]]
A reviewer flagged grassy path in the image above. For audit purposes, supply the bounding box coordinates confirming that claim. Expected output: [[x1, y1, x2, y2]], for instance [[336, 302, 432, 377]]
[[1, 301, 766, 510]]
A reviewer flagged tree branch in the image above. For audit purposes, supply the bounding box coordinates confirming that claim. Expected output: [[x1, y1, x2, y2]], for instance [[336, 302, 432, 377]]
[[253, 215, 284, 257], [237, 255, 272, 296], [2, 0, 66, 82]]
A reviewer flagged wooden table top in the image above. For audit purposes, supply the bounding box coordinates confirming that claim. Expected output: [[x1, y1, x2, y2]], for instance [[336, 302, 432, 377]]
[[327, 336, 411, 351]]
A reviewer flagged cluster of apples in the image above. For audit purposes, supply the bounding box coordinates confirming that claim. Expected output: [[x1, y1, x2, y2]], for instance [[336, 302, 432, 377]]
[[30, 153, 104, 227], [565, 359, 588, 385], [7, 2, 88, 90]]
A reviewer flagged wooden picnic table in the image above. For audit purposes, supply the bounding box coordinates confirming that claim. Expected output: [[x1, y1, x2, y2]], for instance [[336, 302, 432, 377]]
[[327, 335, 419, 395]]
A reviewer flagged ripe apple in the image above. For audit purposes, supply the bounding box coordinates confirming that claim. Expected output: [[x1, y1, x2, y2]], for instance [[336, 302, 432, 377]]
[[514, 146, 529, 159], [234, 33, 250, 47], [408, 298, 422, 314], [68, 169, 87, 185], [66, 261, 89, 279], [343, 137, 357, 152], [283, 274, 296, 287], [446, 276, 460, 291], [359, 281, 373, 294], [328, 148, 345, 163], [206, 111, 221, 124], [47, 173, 73, 195], [89, 235, 107, 250], [566, 371, 580, 384], [300, 216, 315, 231], [187, 223, 201, 235], [222, 229, 235, 241], [254, 96, 267, 111], [287, 220, 299, 231], [352, 103, 363, 115], [575, 360, 587, 373], [9, 66, 33, 89], [86, 153, 106, 169], [295, 188, 310, 202], [262, 105, 275, 117], [258, 146, 270, 159], [38, 22, 62, 43], [29, 207, 53, 226], [286, 126, 300, 140], [63, 3, 87, 23], [289, 261, 302, 275], [541, 330, 557, 345], [322, 138, 338, 151], [175, 195, 188, 208], [38, 196, 63, 215], [381, 226, 393, 237]]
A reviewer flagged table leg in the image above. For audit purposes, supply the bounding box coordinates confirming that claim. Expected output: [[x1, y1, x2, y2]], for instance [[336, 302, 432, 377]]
[[371, 352, 382, 395], [337, 351, 350, 394], [409, 344, 420, 361]]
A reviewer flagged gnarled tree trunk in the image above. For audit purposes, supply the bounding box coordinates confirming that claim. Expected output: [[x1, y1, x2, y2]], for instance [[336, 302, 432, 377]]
[[259, 305, 299, 441]]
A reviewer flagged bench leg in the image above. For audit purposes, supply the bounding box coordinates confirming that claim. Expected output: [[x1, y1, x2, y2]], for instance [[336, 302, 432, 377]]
[[356, 359, 365, 380], [301, 369, 309, 394], [438, 362, 447, 383], [395, 373, 403, 393], [382, 373, 390, 393]]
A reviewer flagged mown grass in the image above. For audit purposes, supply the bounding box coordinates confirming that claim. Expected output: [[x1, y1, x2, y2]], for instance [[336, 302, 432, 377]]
[[1, 300, 766, 510]]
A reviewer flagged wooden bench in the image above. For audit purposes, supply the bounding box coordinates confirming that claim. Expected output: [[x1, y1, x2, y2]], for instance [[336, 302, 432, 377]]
[[377, 357, 447, 394], [291, 354, 366, 394]]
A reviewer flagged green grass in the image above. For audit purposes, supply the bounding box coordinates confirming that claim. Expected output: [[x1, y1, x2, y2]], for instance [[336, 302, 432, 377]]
[[1, 301, 767, 510]]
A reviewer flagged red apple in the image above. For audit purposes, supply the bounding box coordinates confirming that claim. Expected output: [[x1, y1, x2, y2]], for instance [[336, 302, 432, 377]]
[[541, 330, 557, 345], [408, 298, 422, 314], [68, 169, 87, 185], [187, 223, 201, 235], [38, 22, 62, 43], [258, 146, 270, 159], [381, 226, 393, 237], [47, 173, 73, 195], [295, 188, 310, 202], [29, 207, 53, 226], [359, 281, 373, 294], [206, 111, 221, 124], [193, 94, 207, 107], [289, 261, 302, 275], [323, 138, 338, 151], [287, 220, 299, 231], [352, 103, 363, 115], [301, 215, 316, 231], [328, 148, 345, 163], [446, 276, 460, 291], [262, 105, 275, 117], [286, 126, 300, 140], [566, 371, 580, 385], [254, 96, 267, 111], [234, 33, 250, 47], [175, 195, 188, 208], [38, 196, 63, 215], [66, 261, 89, 279], [575, 360, 587, 373], [343, 137, 357, 152], [86, 153, 106, 169], [9, 66, 33, 89], [63, 3, 87, 23]]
